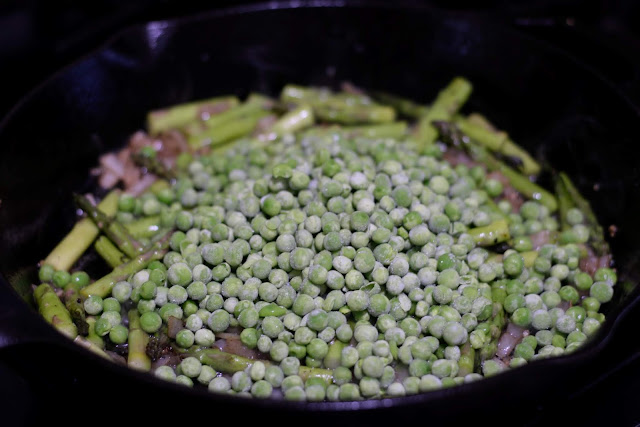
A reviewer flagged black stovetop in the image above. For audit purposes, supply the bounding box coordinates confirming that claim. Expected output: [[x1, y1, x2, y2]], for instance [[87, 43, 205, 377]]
[[1, 1, 640, 426]]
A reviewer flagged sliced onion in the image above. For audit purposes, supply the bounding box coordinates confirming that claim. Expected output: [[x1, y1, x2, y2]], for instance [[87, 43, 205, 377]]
[[254, 114, 278, 135], [126, 174, 156, 197], [199, 101, 234, 120], [216, 331, 241, 340], [487, 171, 510, 187], [530, 230, 552, 250], [161, 130, 189, 158], [598, 254, 613, 269], [167, 316, 184, 339], [100, 153, 125, 177], [503, 185, 524, 212], [558, 300, 571, 312], [121, 165, 141, 191], [443, 147, 476, 167], [129, 130, 156, 151], [98, 170, 119, 189], [496, 322, 526, 359], [578, 245, 612, 276], [151, 354, 180, 370], [340, 81, 366, 95], [106, 351, 127, 365], [491, 357, 508, 370], [224, 337, 263, 360]]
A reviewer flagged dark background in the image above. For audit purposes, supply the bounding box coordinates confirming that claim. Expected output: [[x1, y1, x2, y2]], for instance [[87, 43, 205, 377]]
[[1, 1, 640, 426], [1, 0, 640, 120]]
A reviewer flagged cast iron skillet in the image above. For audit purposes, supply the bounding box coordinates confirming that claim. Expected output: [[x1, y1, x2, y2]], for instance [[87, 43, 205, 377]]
[[1, 1, 640, 424]]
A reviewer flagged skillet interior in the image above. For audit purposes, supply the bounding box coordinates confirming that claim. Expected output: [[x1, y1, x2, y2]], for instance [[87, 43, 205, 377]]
[[1, 1, 639, 423]]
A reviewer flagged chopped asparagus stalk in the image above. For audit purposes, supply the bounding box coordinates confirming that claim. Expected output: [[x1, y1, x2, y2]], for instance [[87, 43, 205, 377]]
[[479, 303, 506, 363], [413, 76, 473, 148], [73, 335, 110, 359], [34, 283, 78, 339], [466, 144, 558, 212], [123, 215, 162, 239], [63, 282, 89, 336], [556, 172, 610, 255], [128, 310, 151, 371], [521, 251, 539, 268], [312, 103, 395, 125], [371, 91, 430, 118], [94, 236, 128, 268], [187, 110, 270, 149], [280, 84, 396, 125], [468, 219, 511, 247], [80, 230, 171, 298], [303, 122, 408, 140], [42, 190, 120, 272], [185, 96, 274, 137], [85, 316, 105, 349], [323, 340, 345, 370], [147, 95, 240, 135], [180, 346, 333, 385], [458, 342, 476, 376], [73, 193, 144, 258], [131, 151, 176, 180], [455, 114, 541, 175], [267, 104, 315, 137]]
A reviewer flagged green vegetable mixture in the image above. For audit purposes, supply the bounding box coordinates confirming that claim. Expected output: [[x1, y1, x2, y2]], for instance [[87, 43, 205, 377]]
[[34, 77, 616, 401]]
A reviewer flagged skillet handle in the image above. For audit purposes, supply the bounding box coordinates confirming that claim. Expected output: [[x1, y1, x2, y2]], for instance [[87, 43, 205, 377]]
[[0, 278, 56, 350]]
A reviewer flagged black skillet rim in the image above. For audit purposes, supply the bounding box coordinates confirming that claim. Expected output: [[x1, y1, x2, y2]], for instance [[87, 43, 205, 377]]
[[0, 0, 639, 413]]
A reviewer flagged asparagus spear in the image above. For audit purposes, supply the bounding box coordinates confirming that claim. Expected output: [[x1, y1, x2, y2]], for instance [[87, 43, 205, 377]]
[[556, 172, 609, 255], [63, 282, 89, 336], [186, 96, 274, 136], [458, 342, 476, 376], [147, 95, 240, 135], [73, 193, 144, 258], [298, 365, 333, 385], [42, 190, 120, 272], [123, 215, 162, 239], [94, 235, 127, 268], [555, 174, 573, 231], [478, 303, 506, 363], [188, 347, 254, 373], [267, 104, 315, 137], [484, 198, 509, 222], [128, 309, 151, 371], [85, 316, 105, 349], [413, 77, 473, 148], [344, 122, 408, 139], [370, 91, 430, 118], [323, 340, 345, 370], [33, 283, 78, 339], [312, 103, 395, 125], [181, 346, 333, 384], [468, 219, 511, 247], [280, 84, 396, 125], [186, 110, 270, 149], [73, 336, 110, 358], [455, 115, 541, 175], [131, 151, 176, 180], [80, 230, 171, 298], [303, 122, 408, 140], [148, 179, 171, 195], [521, 250, 539, 268], [281, 84, 369, 107], [465, 144, 558, 212]]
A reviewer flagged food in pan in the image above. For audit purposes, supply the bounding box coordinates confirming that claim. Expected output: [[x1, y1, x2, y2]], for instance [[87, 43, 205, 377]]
[[34, 77, 616, 401]]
